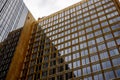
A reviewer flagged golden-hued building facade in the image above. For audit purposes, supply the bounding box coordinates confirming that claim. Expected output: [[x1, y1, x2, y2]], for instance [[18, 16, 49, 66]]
[[1, 0, 120, 80], [19, 0, 120, 80]]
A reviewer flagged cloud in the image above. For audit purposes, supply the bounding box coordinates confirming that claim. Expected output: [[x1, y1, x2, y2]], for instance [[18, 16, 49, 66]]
[[23, 0, 81, 19]]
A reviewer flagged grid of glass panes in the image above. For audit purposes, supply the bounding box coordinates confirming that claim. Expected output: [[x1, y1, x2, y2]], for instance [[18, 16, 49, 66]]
[[20, 0, 120, 80], [0, 29, 22, 80], [20, 26, 73, 80], [38, 0, 120, 80]]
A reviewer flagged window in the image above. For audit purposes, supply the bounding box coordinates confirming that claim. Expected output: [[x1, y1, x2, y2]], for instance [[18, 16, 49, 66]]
[[107, 11, 119, 19], [68, 63, 72, 69], [28, 76, 33, 80], [57, 75, 64, 80], [90, 9, 96, 14], [109, 17, 120, 24], [82, 58, 89, 65], [91, 14, 97, 19], [72, 38, 78, 45], [88, 39, 95, 46], [71, 17, 76, 22], [73, 60, 80, 68], [95, 30, 102, 36], [42, 63, 48, 68], [99, 16, 106, 21], [70, 8, 76, 13], [65, 41, 71, 47], [77, 19, 83, 24], [102, 27, 111, 33], [103, 2, 114, 8], [98, 11, 104, 16], [30, 60, 36, 66], [89, 5, 95, 10], [84, 77, 92, 80], [85, 22, 91, 27], [109, 49, 119, 56], [116, 39, 120, 45], [88, 0, 93, 5], [112, 58, 120, 66], [81, 49, 88, 57], [42, 71, 48, 77], [72, 33, 78, 38], [104, 71, 115, 80], [31, 53, 37, 59], [83, 12, 89, 17], [73, 52, 80, 59], [95, 1, 102, 7], [96, 37, 104, 43], [111, 24, 120, 30], [71, 22, 77, 27], [94, 74, 103, 80], [44, 56, 49, 61], [57, 66, 64, 72], [107, 41, 116, 48], [78, 25, 84, 30], [97, 6, 103, 11], [83, 66, 91, 75], [76, 5, 81, 10], [29, 67, 34, 74], [115, 69, 120, 77], [86, 27, 92, 33], [94, 0, 100, 3], [100, 52, 108, 59], [65, 35, 70, 41], [101, 21, 108, 27], [80, 42, 87, 49], [105, 7, 116, 13], [89, 47, 97, 53], [93, 24, 100, 30], [76, 11, 82, 15], [50, 60, 56, 66], [114, 31, 120, 37], [82, 3, 87, 8], [90, 55, 99, 62], [65, 48, 71, 54], [49, 77, 55, 80], [79, 30, 85, 36], [83, 8, 88, 13], [33, 47, 38, 53], [74, 69, 81, 77], [72, 45, 79, 51], [58, 58, 64, 64], [84, 17, 90, 22], [102, 61, 111, 69], [98, 44, 106, 51], [92, 64, 101, 72], [105, 34, 113, 40], [79, 36, 86, 42], [92, 19, 99, 24], [87, 33, 94, 39], [65, 55, 71, 62]]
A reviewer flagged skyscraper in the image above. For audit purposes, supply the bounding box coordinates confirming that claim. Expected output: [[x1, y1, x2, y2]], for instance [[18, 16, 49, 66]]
[[0, 0, 120, 80], [0, 0, 29, 42]]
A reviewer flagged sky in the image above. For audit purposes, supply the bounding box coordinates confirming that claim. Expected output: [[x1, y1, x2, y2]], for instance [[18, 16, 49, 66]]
[[23, 0, 81, 19]]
